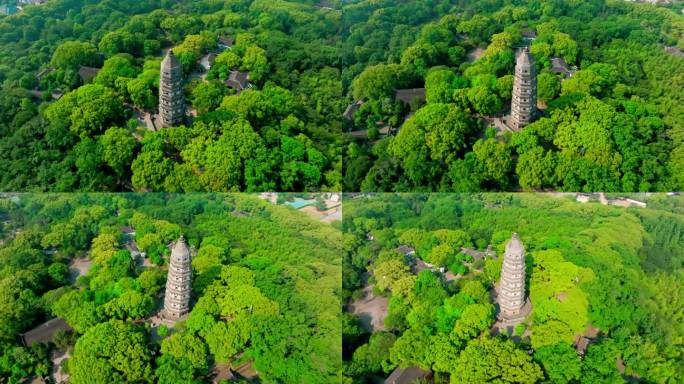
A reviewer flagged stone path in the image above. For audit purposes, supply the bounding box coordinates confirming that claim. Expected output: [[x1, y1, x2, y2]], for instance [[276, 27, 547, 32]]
[[299, 205, 342, 223], [444, 271, 460, 281], [320, 207, 342, 223], [68, 258, 92, 282], [467, 47, 485, 62], [51, 350, 69, 384], [348, 284, 388, 332]]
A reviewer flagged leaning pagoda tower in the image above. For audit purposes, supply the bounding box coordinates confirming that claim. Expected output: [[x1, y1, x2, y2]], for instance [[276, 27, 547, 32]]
[[497, 233, 528, 322], [508, 47, 537, 131], [163, 236, 192, 320], [158, 50, 185, 128]]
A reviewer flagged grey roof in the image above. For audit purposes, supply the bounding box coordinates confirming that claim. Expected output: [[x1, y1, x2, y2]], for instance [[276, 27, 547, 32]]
[[461, 247, 486, 260], [199, 53, 218, 71], [378, 125, 394, 136], [226, 70, 250, 90], [412, 258, 438, 275], [20, 318, 72, 347], [385, 366, 430, 384], [124, 241, 139, 253], [521, 29, 537, 39], [516, 48, 534, 68], [343, 100, 362, 120], [316, 0, 336, 9], [170, 236, 191, 264], [218, 36, 234, 47], [505, 233, 524, 259], [78, 66, 100, 82], [395, 88, 426, 104], [550, 57, 567, 68], [36, 67, 54, 80], [162, 50, 181, 70], [550, 57, 571, 76]]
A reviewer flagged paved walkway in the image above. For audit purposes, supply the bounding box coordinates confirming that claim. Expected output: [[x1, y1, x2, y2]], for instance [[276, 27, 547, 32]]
[[68, 258, 92, 282], [467, 47, 485, 62], [51, 350, 69, 383], [348, 284, 388, 332]]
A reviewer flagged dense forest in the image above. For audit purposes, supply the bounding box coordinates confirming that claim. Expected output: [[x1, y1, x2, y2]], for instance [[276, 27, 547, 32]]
[[342, 0, 684, 192], [3, 0, 684, 193], [0, 193, 342, 383], [0, 0, 344, 192], [342, 193, 683, 383]]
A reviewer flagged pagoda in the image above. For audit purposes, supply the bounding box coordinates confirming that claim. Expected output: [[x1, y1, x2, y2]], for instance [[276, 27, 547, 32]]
[[163, 236, 192, 320], [508, 47, 537, 131], [497, 233, 530, 323], [158, 50, 185, 128]]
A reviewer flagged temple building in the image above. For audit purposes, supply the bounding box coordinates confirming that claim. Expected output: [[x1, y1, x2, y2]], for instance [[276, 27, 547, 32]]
[[163, 236, 192, 320], [159, 50, 185, 128], [508, 47, 537, 131], [226, 70, 251, 93], [497, 233, 530, 323]]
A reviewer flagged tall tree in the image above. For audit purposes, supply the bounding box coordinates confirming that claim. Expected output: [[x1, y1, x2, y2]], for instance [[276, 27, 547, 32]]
[[452, 336, 543, 384]]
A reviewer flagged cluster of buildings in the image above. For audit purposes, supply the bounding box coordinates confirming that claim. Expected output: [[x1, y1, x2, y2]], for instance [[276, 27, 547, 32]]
[[384, 233, 532, 384], [156, 36, 252, 129], [460, 244, 496, 263], [499, 46, 573, 132], [30, 34, 249, 131], [21, 233, 264, 383], [199, 36, 252, 92], [386, 233, 602, 382], [342, 87, 426, 140], [344, 34, 579, 139], [496, 232, 603, 362], [19, 235, 194, 384]]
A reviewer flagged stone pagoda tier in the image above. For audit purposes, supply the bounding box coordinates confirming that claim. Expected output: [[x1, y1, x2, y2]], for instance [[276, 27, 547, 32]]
[[508, 47, 537, 131], [497, 233, 530, 324], [163, 236, 192, 320], [158, 50, 185, 128]]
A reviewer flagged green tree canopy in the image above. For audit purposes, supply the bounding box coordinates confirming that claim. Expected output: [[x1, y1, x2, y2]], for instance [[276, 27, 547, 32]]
[[51, 41, 100, 71], [69, 320, 153, 384], [452, 336, 543, 384]]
